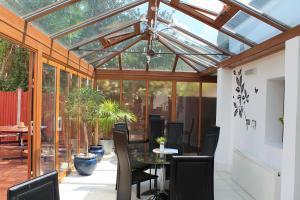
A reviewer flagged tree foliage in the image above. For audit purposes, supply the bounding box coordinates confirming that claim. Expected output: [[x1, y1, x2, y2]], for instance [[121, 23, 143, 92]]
[[0, 38, 29, 91]]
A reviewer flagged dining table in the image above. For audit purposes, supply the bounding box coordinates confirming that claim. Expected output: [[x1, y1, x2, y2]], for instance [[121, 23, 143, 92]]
[[134, 147, 178, 200], [0, 125, 28, 145]]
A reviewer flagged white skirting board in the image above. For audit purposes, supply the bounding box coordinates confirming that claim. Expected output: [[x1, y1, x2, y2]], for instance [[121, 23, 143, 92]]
[[232, 150, 281, 200]]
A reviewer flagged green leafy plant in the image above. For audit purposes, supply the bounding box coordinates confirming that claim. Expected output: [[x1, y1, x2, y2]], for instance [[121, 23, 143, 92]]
[[156, 136, 167, 145], [65, 87, 104, 155], [98, 100, 136, 138]]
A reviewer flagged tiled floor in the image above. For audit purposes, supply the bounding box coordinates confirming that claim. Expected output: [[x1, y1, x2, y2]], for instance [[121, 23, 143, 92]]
[[0, 145, 28, 200], [60, 154, 255, 200]]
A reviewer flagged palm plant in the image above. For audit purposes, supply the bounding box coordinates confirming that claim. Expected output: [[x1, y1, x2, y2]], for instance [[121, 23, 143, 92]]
[[98, 100, 136, 138], [65, 87, 104, 155]]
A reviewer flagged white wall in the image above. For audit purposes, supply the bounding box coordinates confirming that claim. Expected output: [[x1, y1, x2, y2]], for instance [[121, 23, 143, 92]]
[[216, 50, 285, 171]]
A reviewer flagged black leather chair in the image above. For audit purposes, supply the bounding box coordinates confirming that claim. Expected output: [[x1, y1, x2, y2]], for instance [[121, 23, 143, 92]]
[[149, 118, 165, 151], [166, 122, 184, 154], [200, 126, 220, 156], [169, 156, 214, 200], [7, 171, 60, 200], [113, 129, 157, 200]]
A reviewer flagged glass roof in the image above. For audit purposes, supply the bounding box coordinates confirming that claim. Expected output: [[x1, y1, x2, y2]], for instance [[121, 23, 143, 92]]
[[224, 11, 282, 43], [1, 0, 59, 16], [58, 3, 148, 48], [236, 0, 300, 27], [1, 0, 297, 73], [176, 58, 197, 73], [158, 2, 250, 55]]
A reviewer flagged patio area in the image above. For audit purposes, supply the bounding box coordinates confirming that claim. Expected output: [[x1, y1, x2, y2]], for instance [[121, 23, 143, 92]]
[[60, 153, 254, 200]]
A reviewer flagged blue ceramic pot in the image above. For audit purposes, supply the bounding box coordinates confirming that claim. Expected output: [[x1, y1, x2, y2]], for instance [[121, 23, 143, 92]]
[[89, 145, 104, 162], [74, 154, 97, 176]]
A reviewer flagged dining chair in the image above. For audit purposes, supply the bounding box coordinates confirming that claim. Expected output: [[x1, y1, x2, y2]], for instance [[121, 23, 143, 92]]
[[113, 129, 157, 200], [200, 126, 220, 156], [166, 122, 184, 154], [8, 171, 60, 200], [149, 118, 165, 151], [169, 156, 214, 200]]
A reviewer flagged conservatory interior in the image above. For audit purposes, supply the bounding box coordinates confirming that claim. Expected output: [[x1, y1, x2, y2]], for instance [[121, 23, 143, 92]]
[[0, 0, 300, 200]]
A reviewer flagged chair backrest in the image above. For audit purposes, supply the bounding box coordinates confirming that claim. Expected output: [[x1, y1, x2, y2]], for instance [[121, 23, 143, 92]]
[[114, 122, 129, 141], [149, 118, 165, 151], [7, 171, 60, 200], [201, 126, 220, 156], [170, 156, 214, 200], [149, 114, 161, 119], [166, 122, 184, 154], [113, 129, 132, 200]]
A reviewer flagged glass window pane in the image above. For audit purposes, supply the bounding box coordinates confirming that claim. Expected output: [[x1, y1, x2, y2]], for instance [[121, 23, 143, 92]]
[[236, 0, 300, 27], [59, 70, 69, 172], [176, 82, 200, 146], [41, 64, 56, 175], [32, 0, 139, 35], [175, 58, 197, 72], [224, 11, 281, 43], [158, 3, 250, 54], [148, 81, 172, 121], [74, 41, 103, 57], [99, 56, 119, 69], [1, 0, 60, 16], [58, 3, 148, 48], [97, 80, 120, 103], [122, 40, 147, 70], [201, 83, 217, 134], [149, 41, 175, 71], [123, 80, 146, 137]]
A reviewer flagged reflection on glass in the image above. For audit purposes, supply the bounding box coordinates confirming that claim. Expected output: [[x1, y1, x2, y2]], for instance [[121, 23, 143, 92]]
[[176, 58, 196, 72], [59, 70, 69, 172], [176, 82, 200, 147], [41, 64, 56, 175], [158, 2, 250, 54], [224, 11, 281, 43], [97, 80, 120, 103], [236, 0, 300, 27], [70, 75, 79, 160], [148, 81, 172, 121], [123, 80, 146, 135]]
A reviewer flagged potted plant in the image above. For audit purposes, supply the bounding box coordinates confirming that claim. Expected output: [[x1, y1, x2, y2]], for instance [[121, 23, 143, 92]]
[[65, 87, 104, 175], [98, 100, 136, 154]]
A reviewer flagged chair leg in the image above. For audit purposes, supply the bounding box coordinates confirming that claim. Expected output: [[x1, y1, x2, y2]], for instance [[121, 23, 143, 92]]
[[115, 164, 119, 190], [154, 166, 158, 188], [136, 183, 141, 199]]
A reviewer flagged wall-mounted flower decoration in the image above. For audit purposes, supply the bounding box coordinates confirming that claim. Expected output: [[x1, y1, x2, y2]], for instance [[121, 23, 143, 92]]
[[233, 69, 250, 119]]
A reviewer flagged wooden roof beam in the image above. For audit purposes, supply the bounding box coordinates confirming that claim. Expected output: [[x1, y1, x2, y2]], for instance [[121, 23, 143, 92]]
[[218, 24, 300, 69], [23, 0, 81, 22], [161, 0, 256, 47], [158, 17, 234, 56], [172, 55, 179, 72], [219, 0, 289, 32], [180, 2, 219, 17], [95, 35, 144, 68], [214, 5, 239, 28], [69, 20, 140, 50], [50, 0, 147, 39]]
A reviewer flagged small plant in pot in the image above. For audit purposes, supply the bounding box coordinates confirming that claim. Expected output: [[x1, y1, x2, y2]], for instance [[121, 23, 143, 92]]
[[65, 87, 104, 176], [98, 100, 136, 154], [156, 136, 167, 153]]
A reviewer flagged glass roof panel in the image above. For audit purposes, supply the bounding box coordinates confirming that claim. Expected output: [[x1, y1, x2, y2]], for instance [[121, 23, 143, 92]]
[[175, 58, 197, 73], [32, 0, 138, 35], [122, 40, 147, 70], [0, 0, 59, 16], [158, 3, 250, 54], [58, 3, 148, 48], [159, 37, 217, 67], [180, 0, 225, 14], [224, 11, 282, 43], [98, 56, 119, 70], [73, 41, 103, 57], [85, 35, 141, 64], [236, 0, 300, 27], [185, 59, 207, 72]]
